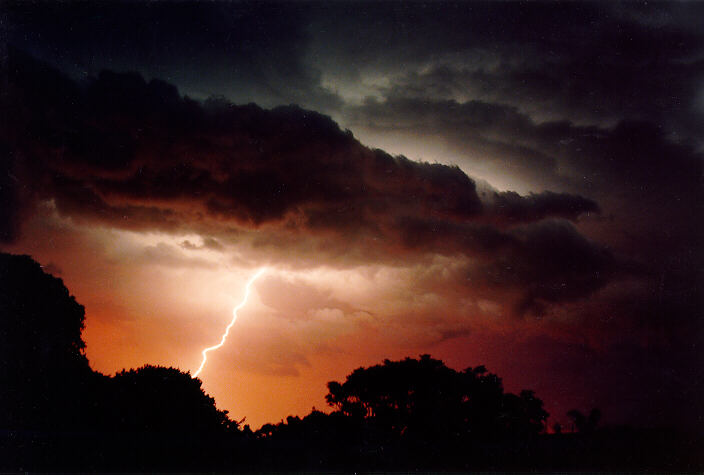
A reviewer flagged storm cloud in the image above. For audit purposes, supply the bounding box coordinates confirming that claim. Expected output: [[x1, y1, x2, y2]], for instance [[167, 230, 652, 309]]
[[2, 2, 702, 431], [3, 50, 604, 280]]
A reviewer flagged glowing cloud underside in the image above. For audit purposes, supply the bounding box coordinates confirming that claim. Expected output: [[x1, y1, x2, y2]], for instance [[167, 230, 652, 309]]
[[193, 268, 267, 378]]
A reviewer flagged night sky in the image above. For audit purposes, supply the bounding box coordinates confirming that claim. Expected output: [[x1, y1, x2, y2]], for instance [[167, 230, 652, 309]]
[[2, 2, 702, 430]]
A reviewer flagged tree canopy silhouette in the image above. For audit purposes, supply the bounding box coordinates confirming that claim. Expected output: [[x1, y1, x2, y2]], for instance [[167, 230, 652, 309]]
[[0, 253, 93, 429], [0, 253, 235, 440], [1, 252, 699, 471], [108, 365, 235, 434], [252, 355, 550, 469], [325, 355, 548, 442], [567, 408, 602, 434], [0, 252, 249, 470]]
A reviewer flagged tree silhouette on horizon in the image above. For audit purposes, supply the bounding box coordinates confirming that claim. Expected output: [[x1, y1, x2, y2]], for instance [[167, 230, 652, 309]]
[[108, 364, 235, 434], [0, 252, 248, 469], [567, 407, 602, 434], [0, 253, 238, 438], [1, 252, 699, 471], [256, 355, 550, 469], [0, 253, 93, 430], [325, 355, 549, 442]]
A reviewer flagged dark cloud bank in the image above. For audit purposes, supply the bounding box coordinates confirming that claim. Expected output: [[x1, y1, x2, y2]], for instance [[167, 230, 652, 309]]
[[1, 49, 610, 310], [8, 3, 703, 135]]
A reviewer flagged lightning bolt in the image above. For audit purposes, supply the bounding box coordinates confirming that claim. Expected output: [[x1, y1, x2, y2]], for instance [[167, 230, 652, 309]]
[[193, 268, 266, 378]]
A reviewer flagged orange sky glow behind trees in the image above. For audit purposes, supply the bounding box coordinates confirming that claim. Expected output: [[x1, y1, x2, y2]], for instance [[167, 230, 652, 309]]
[[2, 199, 619, 429]]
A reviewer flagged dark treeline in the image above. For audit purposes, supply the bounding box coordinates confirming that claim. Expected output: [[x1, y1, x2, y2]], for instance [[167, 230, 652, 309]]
[[0, 253, 701, 471]]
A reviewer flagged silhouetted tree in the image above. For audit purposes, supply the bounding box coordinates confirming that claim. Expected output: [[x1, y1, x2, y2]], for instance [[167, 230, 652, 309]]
[[567, 408, 602, 434], [325, 355, 548, 443], [251, 355, 552, 469], [0, 253, 94, 430], [499, 390, 550, 436], [0, 253, 249, 471], [108, 365, 235, 434], [254, 409, 366, 469], [7, 251, 692, 471]]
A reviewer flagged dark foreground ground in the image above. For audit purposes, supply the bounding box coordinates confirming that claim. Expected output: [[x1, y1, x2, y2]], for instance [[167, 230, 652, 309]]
[[1, 426, 701, 472]]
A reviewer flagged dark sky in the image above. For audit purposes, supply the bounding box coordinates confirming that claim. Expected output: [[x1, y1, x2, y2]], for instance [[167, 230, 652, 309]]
[[2, 2, 703, 430]]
